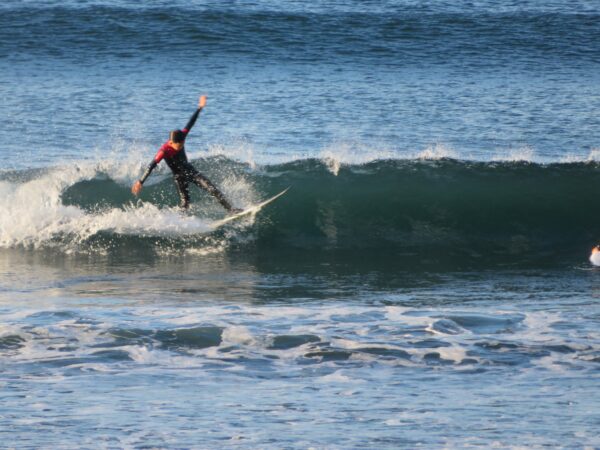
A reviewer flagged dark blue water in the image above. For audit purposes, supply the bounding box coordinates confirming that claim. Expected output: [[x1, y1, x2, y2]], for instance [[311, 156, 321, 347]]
[[2, 0, 600, 167], [1, 1, 600, 448]]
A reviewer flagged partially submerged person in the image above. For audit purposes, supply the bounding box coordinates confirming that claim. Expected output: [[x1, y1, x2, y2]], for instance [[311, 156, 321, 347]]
[[132, 95, 240, 213], [590, 244, 600, 266]]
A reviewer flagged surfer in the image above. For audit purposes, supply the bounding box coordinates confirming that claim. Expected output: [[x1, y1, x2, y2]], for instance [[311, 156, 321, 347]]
[[131, 95, 240, 212]]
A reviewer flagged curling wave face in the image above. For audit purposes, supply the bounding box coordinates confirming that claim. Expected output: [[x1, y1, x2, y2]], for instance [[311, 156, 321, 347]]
[[1, 155, 599, 267]]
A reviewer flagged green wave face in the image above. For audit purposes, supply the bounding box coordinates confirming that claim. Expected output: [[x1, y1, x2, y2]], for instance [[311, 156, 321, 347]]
[[5, 157, 600, 268]]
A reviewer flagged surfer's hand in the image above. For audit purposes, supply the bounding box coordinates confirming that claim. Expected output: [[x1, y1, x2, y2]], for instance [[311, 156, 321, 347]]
[[132, 180, 142, 196], [198, 95, 207, 109]]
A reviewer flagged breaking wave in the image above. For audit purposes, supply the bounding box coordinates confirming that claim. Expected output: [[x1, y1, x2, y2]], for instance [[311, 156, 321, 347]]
[[2, 155, 600, 267]]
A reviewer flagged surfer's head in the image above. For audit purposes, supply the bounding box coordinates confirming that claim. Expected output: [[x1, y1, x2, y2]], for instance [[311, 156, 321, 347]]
[[169, 130, 186, 149]]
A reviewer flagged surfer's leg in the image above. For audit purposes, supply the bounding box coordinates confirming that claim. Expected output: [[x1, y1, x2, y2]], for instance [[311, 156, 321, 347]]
[[192, 172, 234, 212], [174, 174, 191, 209]]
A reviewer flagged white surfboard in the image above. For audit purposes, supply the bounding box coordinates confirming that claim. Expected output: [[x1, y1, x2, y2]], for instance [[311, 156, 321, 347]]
[[210, 187, 289, 229]]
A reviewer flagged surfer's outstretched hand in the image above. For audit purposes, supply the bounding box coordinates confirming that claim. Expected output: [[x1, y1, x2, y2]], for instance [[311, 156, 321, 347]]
[[132, 180, 142, 196], [198, 95, 207, 109]]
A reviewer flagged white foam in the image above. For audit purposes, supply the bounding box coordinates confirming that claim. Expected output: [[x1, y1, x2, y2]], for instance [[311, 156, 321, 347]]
[[319, 142, 600, 166], [202, 141, 258, 170], [492, 146, 537, 162], [0, 158, 237, 250], [436, 346, 467, 363], [317, 370, 362, 384], [319, 142, 463, 175], [314, 141, 597, 175], [183, 243, 228, 256], [384, 418, 404, 426], [221, 325, 256, 346], [587, 148, 600, 161], [385, 306, 432, 327], [521, 311, 562, 341], [0, 323, 28, 338], [535, 355, 569, 373], [415, 143, 458, 160], [123, 345, 202, 368], [559, 148, 600, 163], [319, 141, 396, 176]]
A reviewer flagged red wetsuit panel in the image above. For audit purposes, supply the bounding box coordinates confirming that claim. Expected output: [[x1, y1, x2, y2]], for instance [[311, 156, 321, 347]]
[[153, 130, 189, 163]]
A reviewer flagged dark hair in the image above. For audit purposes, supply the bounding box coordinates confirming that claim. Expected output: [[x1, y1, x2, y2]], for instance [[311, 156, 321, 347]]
[[170, 130, 186, 143]]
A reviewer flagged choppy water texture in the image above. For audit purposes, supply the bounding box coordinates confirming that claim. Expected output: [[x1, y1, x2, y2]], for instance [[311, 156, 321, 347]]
[[1, 0, 600, 448]]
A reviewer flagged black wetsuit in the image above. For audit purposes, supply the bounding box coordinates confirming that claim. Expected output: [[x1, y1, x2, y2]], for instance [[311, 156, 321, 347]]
[[138, 108, 233, 211]]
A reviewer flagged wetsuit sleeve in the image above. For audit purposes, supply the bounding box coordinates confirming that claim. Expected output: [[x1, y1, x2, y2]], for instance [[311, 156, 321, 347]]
[[139, 149, 165, 184], [182, 108, 202, 135]]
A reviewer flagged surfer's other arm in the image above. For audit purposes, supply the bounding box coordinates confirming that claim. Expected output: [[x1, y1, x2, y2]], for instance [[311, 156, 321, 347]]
[[131, 150, 164, 195]]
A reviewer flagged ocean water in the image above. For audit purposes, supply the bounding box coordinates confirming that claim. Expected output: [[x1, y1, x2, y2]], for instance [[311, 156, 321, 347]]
[[1, 1, 600, 448]]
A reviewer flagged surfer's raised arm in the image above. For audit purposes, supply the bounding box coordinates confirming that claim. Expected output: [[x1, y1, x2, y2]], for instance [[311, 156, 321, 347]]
[[182, 95, 207, 135]]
